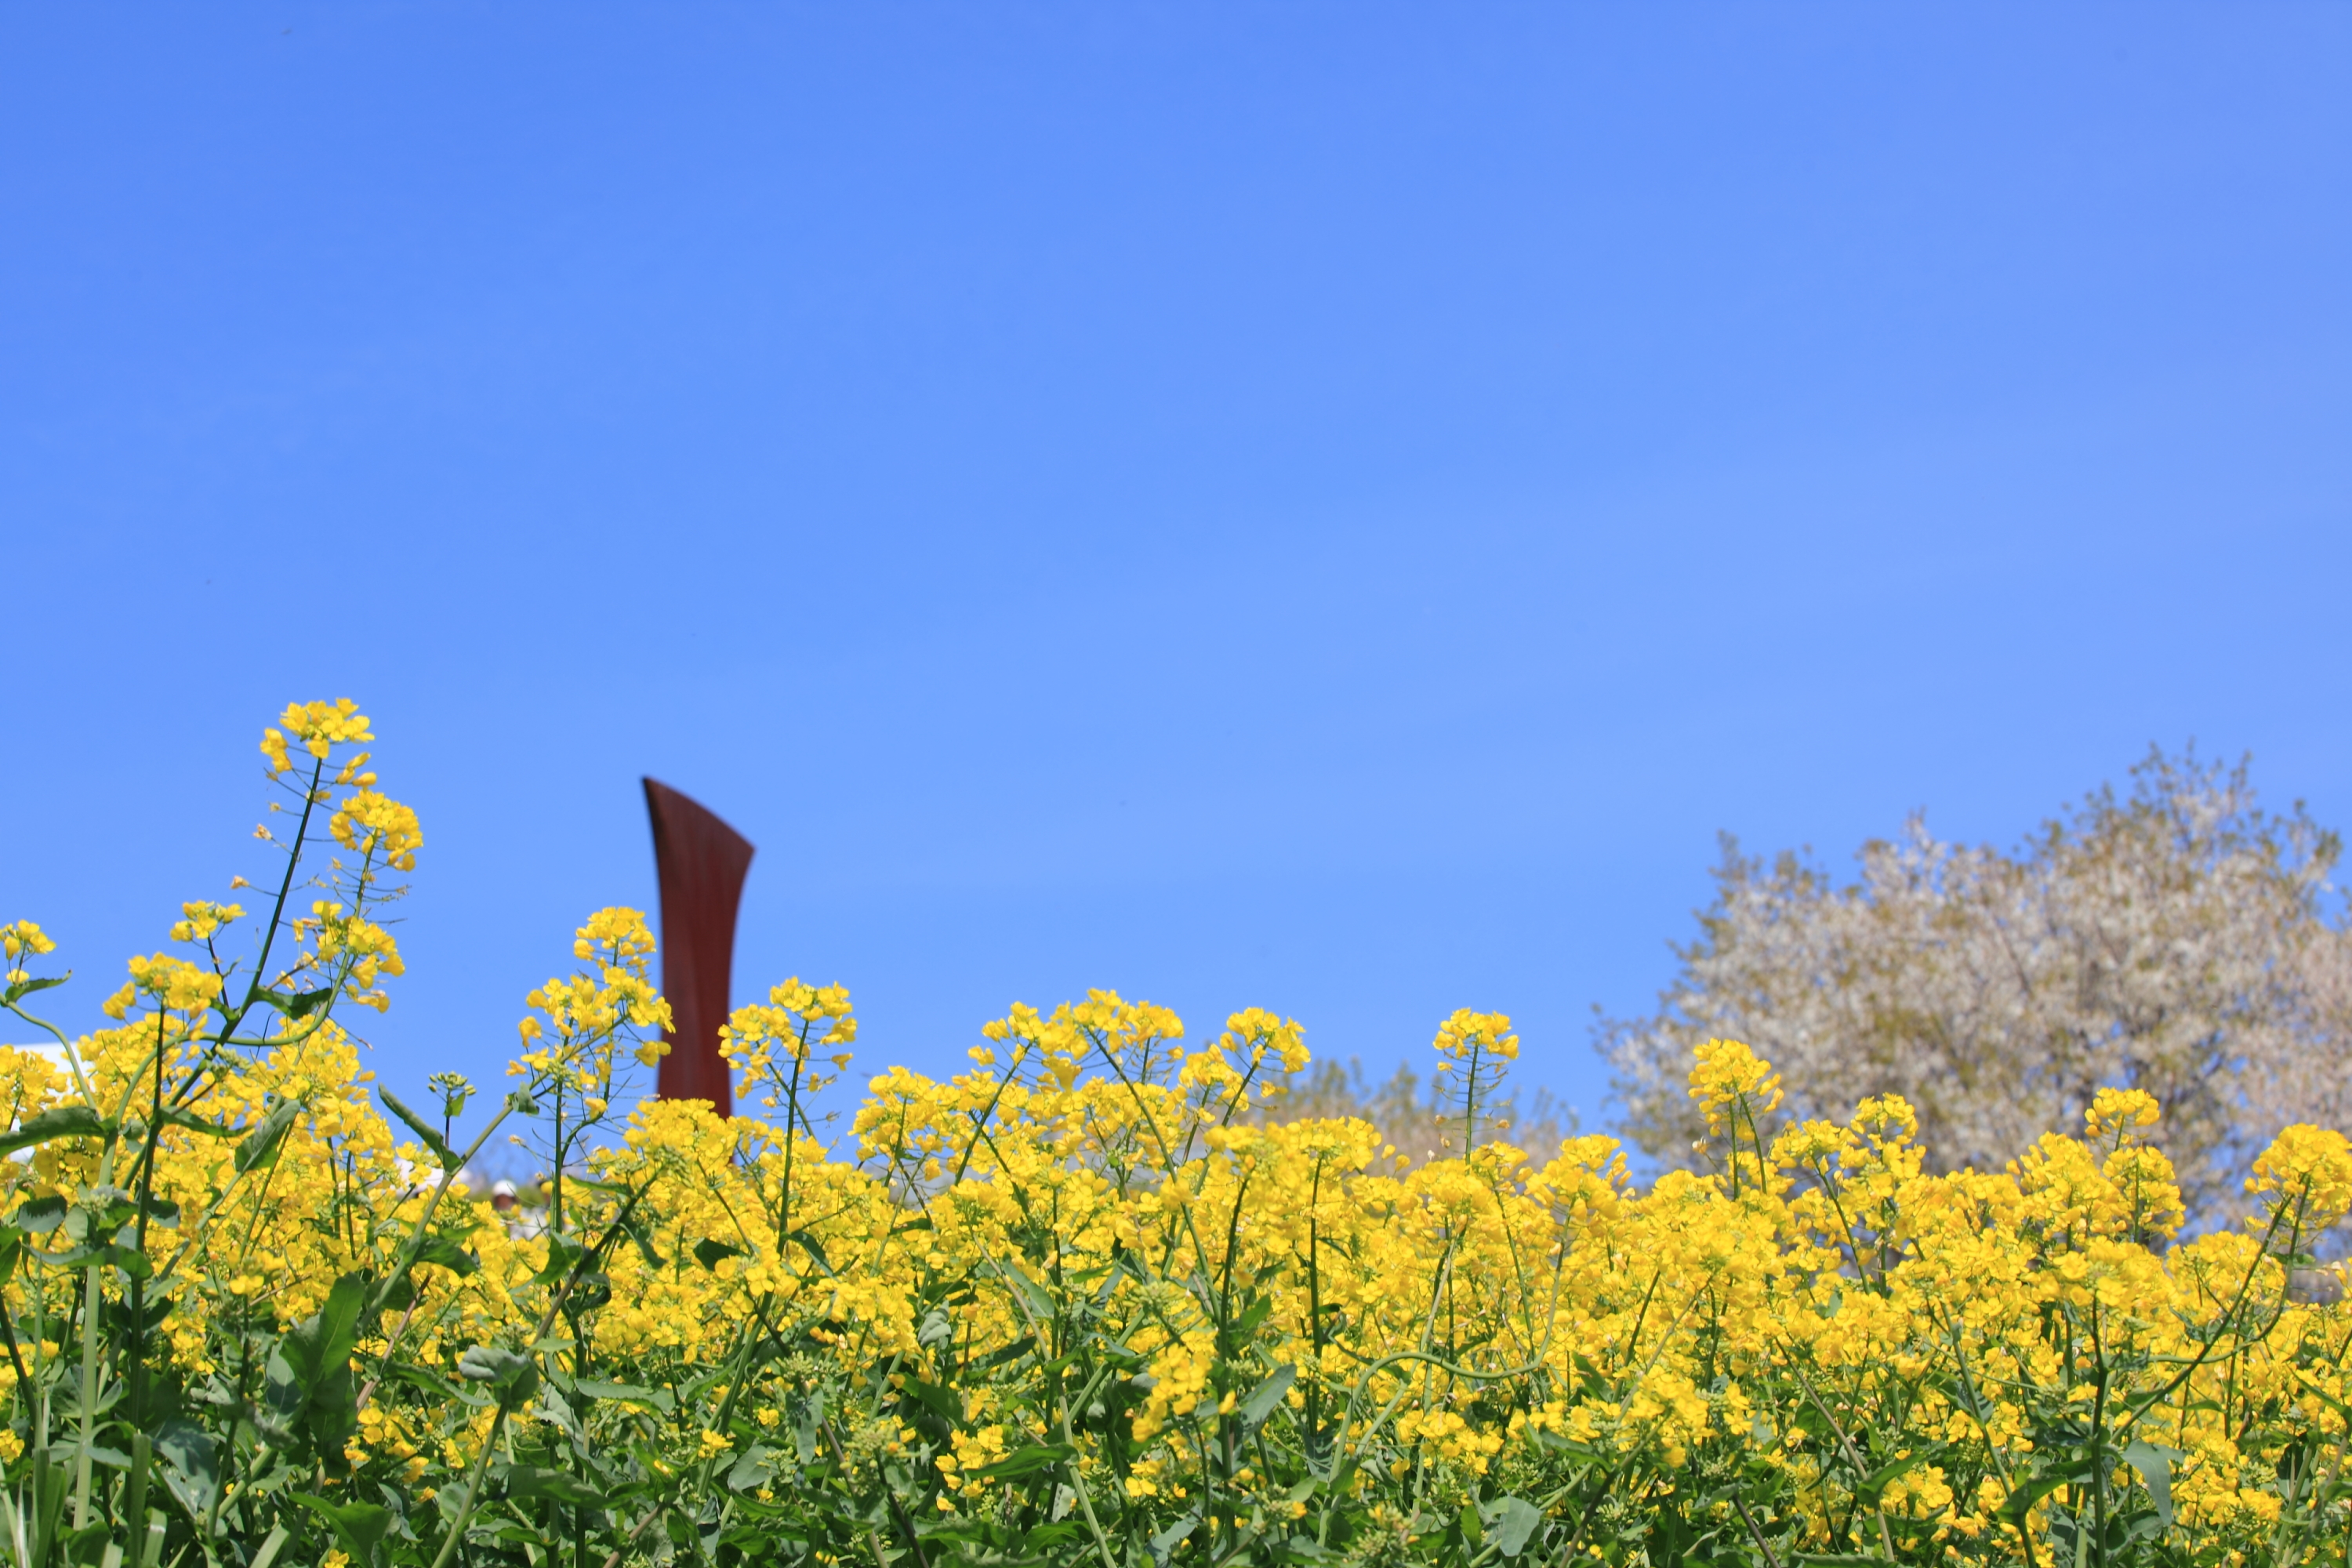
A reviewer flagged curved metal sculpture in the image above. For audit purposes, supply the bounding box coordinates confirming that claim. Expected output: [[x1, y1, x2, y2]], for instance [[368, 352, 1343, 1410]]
[[642, 778, 754, 1117]]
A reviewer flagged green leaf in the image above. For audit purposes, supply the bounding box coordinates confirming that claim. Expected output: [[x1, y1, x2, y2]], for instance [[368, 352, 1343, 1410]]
[[152, 1420, 219, 1519], [792, 1388, 824, 1465], [1999, 1461, 2086, 1527], [248, 1523, 292, 1568], [2, 975, 68, 1004], [253, 985, 336, 1021], [1236, 1364, 1296, 1431], [1149, 1512, 1201, 1567], [785, 1226, 831, 1273], [692, 1238, 745, 1271], [0, 1105, 107, 1158], [506, 1464, 606, 1508], [1855, 1451, 1926, 1508], [898, 1376, 960, 1424], [413, 1235, 479, 1277], [964, 1443, 1074, 1483], [376, 1086, 462, 1171], [535, 1385, 586, 1444], [51, 1240, 154, 1277], [369, 1229, 481, 1317], [13, 1195, 65, 1233], [60, 1522, 110, 1563], [154, 1106, 239, 1138], [234, 1098, 303, 1174], [993, 1258, 1056, 1323], [2123, 1442, 2180, 1534], [572, 1378, 673, 1414], [615, 1213, 667, 1271], [266, 1272, 367, 1476], [379, 1360, 470, 1404], [532, 1232, 590, 1287], [727, 1445, 778, 1494], [291, 1490, 393, 1566], [972, 1334, 1038, 1373], [458, 1344, 542, 1406], [1488, 1497, 1544, 1559], [93, 1243, 154, 1279]]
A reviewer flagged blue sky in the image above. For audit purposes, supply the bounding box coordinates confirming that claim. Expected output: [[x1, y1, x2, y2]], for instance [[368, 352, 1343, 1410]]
[[5, 4, 2348, 1138]]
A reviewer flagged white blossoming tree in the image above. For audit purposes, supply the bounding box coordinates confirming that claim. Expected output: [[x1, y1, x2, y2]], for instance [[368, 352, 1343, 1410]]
[[1599, 747, 2352, 1218]]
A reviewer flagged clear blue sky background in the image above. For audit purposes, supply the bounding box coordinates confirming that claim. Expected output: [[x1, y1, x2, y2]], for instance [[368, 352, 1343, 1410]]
[[5, 5, 2348, 1142]]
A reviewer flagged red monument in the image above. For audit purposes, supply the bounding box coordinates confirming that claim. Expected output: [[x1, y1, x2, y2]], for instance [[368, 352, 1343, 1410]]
[[642, 778, 754, 1116]]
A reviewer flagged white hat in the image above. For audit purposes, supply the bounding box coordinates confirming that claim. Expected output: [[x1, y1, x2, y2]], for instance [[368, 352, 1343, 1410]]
[[491, 1179, 517, 1200]]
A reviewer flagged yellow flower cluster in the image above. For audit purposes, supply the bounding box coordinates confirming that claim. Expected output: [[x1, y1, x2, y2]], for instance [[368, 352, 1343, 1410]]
[[167, 900, 244, 944], [260, 696, 373, 774], [20, 931, 2352, 1563], [330, 787, 423, 873], [2, 920, 56, 987], [721, 978, 858, 1100], [1433, 1007, 1519, 1065], [515, 907, 671, 1080], [10, 699, 2352, 1567], [100, 952, 225, 1020]]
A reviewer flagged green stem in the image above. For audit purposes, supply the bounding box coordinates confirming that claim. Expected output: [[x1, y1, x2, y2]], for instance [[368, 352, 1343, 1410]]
[[69, 1260, 100, 1530], [426, 1407, 509, 1568]]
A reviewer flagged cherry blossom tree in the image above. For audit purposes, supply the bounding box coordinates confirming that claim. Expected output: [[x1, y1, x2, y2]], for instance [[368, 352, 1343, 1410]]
[[1599, 748, 2351, 1218]]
